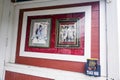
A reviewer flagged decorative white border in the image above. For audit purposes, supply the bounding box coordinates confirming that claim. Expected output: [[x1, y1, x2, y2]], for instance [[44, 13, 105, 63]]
[[20, 6, 91, 62]]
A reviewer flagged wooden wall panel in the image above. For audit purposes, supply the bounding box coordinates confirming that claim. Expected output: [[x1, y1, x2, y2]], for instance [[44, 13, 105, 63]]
[[5, 71, 53, 80]]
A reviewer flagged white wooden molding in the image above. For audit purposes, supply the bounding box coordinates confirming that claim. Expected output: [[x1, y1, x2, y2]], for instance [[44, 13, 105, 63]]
[[19, 6, 91, 62], [5, 63, 106, 80]]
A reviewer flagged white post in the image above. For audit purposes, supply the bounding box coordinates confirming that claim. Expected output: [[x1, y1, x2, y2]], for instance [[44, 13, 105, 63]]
[[0, 0, 11, 80], [0, 0, 5, 79], [100, 0, 107, 77], [106, 0, 120, 79], [117, 0, 120, 78]]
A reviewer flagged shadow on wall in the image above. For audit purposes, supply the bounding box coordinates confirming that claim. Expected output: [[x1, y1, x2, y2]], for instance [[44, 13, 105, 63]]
[[11, 0, 31, 2], [16, 0, 31, 2]]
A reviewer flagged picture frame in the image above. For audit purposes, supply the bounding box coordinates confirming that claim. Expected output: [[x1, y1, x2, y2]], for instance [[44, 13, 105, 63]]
[[56, 18, 80, 48], [29, 18, 51, 48]]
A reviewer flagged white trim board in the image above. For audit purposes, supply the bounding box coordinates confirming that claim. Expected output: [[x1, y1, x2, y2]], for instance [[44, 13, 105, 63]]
[[100, 0, 107, 76], [5, 63, 106, 80], [19, 6, 91, 62], [14, 0, 99, 8]]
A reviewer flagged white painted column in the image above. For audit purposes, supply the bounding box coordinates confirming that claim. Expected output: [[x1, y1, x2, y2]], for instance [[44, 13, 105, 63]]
[[117, 0, 120, 78], [106, 0, 120, 80], [0, 0, 3, 27], [0, 0, 5, 79], [0, 0, 12, 80], [100, 0, 106, 77]]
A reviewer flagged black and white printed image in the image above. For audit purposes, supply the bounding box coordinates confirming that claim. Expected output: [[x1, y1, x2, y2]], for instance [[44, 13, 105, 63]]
[[29, 18, 51, 47], [56, 18, 80, 48]]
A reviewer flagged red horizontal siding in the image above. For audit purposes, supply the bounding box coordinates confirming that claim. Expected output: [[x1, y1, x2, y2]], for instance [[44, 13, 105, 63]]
[[5, 71, 53, 80]]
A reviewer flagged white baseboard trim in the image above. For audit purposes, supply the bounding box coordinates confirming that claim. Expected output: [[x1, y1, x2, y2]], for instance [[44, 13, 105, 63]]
[[5, 63, 106, 80]]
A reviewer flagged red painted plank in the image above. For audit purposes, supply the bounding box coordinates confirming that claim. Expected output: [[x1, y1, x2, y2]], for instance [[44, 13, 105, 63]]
[[5, 71, 52, 80]]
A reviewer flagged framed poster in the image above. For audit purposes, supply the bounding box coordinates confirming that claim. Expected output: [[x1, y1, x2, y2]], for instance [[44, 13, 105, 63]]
[[17, 5, 92, 62], [29, 18, 51, 48], [56, 18, 80, 48]]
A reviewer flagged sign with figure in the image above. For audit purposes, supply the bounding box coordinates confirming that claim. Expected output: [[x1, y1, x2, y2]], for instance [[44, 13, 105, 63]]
[[29, 18, 51, 48], [56, 18, 80, 48], [85, 58, 101, 77]]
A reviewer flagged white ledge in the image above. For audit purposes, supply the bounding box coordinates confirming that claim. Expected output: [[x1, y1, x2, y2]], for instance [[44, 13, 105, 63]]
[[5, 63, 106, 80], [13, 0, 99, 6]]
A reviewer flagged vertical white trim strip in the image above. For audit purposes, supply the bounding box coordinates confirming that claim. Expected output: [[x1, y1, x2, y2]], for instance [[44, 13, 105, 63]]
[[106, 0, 119, 79], [0, 0, 11, 80], [100, 0, 107, 76], [10, 9, 19, 63], [117, 0, 120, 78]]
